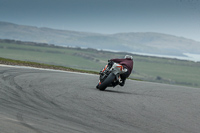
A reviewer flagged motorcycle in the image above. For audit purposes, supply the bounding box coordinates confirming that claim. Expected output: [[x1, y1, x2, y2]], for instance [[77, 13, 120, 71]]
[[96, 61, 127, 91]]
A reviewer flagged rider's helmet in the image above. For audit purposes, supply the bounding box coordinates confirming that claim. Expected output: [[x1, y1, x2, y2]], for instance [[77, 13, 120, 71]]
[[124, 55, 133, 60]]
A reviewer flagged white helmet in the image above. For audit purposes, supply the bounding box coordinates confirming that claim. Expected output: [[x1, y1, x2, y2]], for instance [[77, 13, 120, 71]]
[[124, 55, 133, 60]]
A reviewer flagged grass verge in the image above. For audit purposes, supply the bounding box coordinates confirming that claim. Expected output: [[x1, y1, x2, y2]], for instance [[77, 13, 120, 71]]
[[1, 40, 199, 88], [0, 57, 99, 75], [0, 57, 141, 81]]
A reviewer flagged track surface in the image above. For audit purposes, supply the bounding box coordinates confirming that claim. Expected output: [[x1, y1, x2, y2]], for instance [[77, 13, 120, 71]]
[[0, 65, 200, 133]]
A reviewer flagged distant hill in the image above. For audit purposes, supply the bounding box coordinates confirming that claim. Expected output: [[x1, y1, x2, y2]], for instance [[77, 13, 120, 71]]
[[1, 21, 200, 56]]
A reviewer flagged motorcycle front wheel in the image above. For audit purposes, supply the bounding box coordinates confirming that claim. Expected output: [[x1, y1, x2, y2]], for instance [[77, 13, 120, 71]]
[[99, 73, 115, 91]]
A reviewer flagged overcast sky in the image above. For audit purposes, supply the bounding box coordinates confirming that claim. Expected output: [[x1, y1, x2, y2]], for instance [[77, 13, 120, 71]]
[[0, 0, 200, 41]]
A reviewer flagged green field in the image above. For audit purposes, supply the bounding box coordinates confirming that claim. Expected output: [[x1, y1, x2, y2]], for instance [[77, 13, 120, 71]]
[[0, 40, 200, 88]]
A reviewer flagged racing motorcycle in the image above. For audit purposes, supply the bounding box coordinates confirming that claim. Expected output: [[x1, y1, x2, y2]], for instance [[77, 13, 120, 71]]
[[96, 61, 127, 91]]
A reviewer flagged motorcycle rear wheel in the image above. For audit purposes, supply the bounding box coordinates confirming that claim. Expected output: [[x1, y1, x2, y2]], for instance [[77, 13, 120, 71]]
[[99, 73, 115, 91]]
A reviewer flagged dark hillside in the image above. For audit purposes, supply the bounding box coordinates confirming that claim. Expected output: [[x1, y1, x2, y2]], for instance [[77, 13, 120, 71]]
[[1, 21, 200, 56]]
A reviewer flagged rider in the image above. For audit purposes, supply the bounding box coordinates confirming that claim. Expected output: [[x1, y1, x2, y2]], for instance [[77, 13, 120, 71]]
[[109, 55, 134, 86]]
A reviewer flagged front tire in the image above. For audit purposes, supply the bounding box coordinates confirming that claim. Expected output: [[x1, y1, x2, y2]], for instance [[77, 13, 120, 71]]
[[99, 73, 115, 91]]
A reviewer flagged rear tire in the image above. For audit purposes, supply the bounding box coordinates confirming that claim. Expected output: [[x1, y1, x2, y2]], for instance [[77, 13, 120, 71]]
[[99, 73, 115, 91]]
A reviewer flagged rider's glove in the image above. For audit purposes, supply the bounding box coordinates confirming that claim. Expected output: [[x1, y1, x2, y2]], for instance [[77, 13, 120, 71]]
[[108, 60, 113, 67]]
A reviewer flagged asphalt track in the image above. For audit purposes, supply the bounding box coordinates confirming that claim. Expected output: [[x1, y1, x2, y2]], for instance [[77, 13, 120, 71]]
[[0, 65, 200, 133]]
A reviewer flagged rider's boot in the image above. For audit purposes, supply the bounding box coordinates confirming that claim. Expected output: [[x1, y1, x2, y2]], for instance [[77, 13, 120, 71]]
[[119, 79, 125, 86]]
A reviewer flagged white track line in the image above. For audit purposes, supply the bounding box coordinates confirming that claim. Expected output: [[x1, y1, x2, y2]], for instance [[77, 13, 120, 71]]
[[0, 64, 98, 76]]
